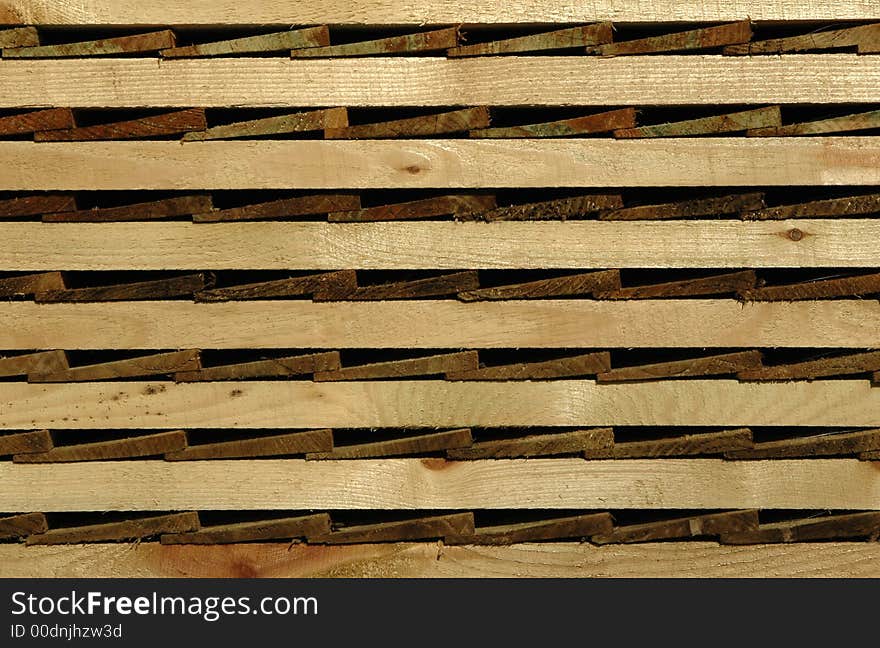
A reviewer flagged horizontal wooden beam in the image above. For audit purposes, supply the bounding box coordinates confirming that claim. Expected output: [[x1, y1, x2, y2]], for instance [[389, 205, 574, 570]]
[[1, 459, 878, 510], [2, 380, 880, 429], [0, 57, 877, 107], [2, 300, 877, 349]]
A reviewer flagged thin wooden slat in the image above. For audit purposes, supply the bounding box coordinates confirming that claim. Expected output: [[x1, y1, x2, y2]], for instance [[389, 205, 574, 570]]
[[592, 510, 759, 544], [162, 27, 330, 58], [447, 513, 614, 545], [26, 512, 200, 546], [724, 24, 880, 55], [184, 108, 348, 142], [3, 29, 176, 58], [725, 429, 880, 460], [743, 193, 880, 220], [749, 109, 880, 137], [0, 512, 47, 539], [0, 108, 75, 136], [596, 271, 757, 300], [600, 193, 765, 221], [458, 270, 621, 302], [35, 273, 209, 302], [315, 351, 478, 382], [470, 108, 636, 139], [29, 350, 200, 382], [738, 351, 880, 381], [165, 429, 333, 461], [447, 428, 613, 460], [309, 513, 475, 544], [0, 271, 65, 297], [0, 429, 53, 455], [722, 512, 880, 544], [307, 428, 472, 460], [609, 429, 754, 459], [195, 272, 356, 302], [462, 194, 623, 222], [614, 107, 781, 139], [14, 430, 187, 463], [4, 460, 877, 511], [314, 272, 480, 301], [194, 195, 359, 223], [43, 195, 212, 222], [291, 28, 458, 58], [0, 27, 39, 49], [328, 195, 494, 223], [175, 352, 340, 382], [448, 24, 612, 58], [0, 194, 74, 217], [35, 108, 206, 142], [740, 273, 880, 301], [0, 350, 67, 377], [325, 107, 490, 140], [587, 21, 752, 57], [446, 352, 611, 381], [160, 514, 331, 545], [596, 351, 764, 383]]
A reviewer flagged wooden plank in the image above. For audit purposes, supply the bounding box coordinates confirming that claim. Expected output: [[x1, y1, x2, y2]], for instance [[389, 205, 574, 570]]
[[4, 459, 877, 511], [43, 195, 212, 222], [309, 513, 475, 544], [175, 352, 340, 382], [461, 194, 623, 222], [315, 351, 478, 381], [743, 193, 880, 220], [0, 194, 74, 217], [0, 108, 75, 136], [749, 109, 880, 137], [328, 195, 494, 223], [325, 107, 490, 140], [448, 24, 612, 57], [592, 510, 759, 544], [0, 27, 39, 49], [0, 429, 53, 455], [725, 429, 880, 460], [162, 27, 330, 58], [195, 272, 356, 302], [458, 270, 620, 301], [291, 28, 458, 58], [26, 512, 200, 545], [14, 430, 187, 463], [183, 108, 348, 142], [35, 108, 206, 142], [741, 273, 880, 301], [446, 352, 611, 381], [609, 429, 754, 459], [3, 29, 176, 58], [194, 195, 359, 223], [596, 271, 757, 300], [314, 272, 480, 301], [0, 271, 65, 297], [614, 107, 781, 139], [160, 514, 331, 545], [447, 428, 613, 460], [0, 512, 47, 540], [0, 350, 67, 377], [29, 350, 200, 382], [4, 300, 880, 349], [725, 24, 880, 55], [470, 108, 636, 139], [588, 21, 752, 57], [165, 429, 333, 461], [722, 512, 880, 544], [596, 351, 764, 383], [448, 513, 613, 545], [35, 274, 209, 302], [738, 351, 880, 381], [307, 428, 471, 460], [600, 193, 765, 221]]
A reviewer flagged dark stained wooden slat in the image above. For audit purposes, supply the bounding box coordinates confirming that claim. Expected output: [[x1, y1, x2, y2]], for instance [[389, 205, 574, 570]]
[[447, 352, 611, 381], [328, 195, 494, 222], [0, 108, 75, 136], [44, 195, 213, 222], [3, 30, 176, 58], [741, 273, 880, 301], [596, 271, 757, 299], [0, 429, 53, 455], [470, 108, 636, 138], [592, 510, 759, 544], [35, 109, 207, 142], [614, 107, 781, 139], [29, 350, 200, 382], [447, 513, 614, 545], [161, 514, 331, 544], [722, 512, 880, 544], [458, 270, 620, 301], [588, 21, 752, 56], [861, 449, 880, 460], [14, 430, 187, 463], [738, 351, 880, 381], [610, 429, 754, 458], [195, 271, 356, 302], [26, 512, 200, 546], [315, 351, 478, 382], [291, 28, 458, 57], [307, 428, 472, 460], [195, 194, 359, 223], [725, 429, 880, 459], [162, 27, 330, 58], [0, 513, 48, 540], [308, 513, 475, 544], [184, 108, 348, 141], [314, 272, 480, 301], [0, 194, 75, 218], [448, 428, 613, 460], [176, 352, 340, 382], [461, 194, 623, 222], [36, 273, 209, 302], [0, 26, 40, 49], [748, 109, 880, 137], [0, 271, 65, 297], [0, 351, 69, 378], [742, 193, 880, 220], [165, 429, 333, 461], [724, 23, 880, 55], [448, 24, 612, 57], [326, 107, 490, 139], [600, 193, 765, 221], [597, 351, 763, 383]]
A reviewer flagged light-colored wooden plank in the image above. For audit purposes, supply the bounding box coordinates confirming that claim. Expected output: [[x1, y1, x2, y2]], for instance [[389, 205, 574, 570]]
[[2, 459, 879, 511], [183, 108, 348, 142], [2, 300, 879, 349], [588, 21, 752, 57], [448, 24, 611, 57], [26, 512, 200, 545], [307, 428, 472, 460], [14, 430, 187, 463], [315, 352, 478, 381], [29, 350, 200, 382], [447, 428, 613, 460], [161, 514, 331, 545], [3, 29, 176, 57], [291, 28, 458, 58], [165, 429, 333, 461], [0, 57, 878, 108], [162, 27, 329, 58], [3, 380, 880, 429]]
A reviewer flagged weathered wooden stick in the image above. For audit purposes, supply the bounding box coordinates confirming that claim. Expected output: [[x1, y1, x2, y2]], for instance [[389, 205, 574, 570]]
[[195, 271, 356, 301], [458, 270, 620, 301], [448, 428, 613, 460], [0, 351, 68, 377], [597, 351, 763, 382], [44, 195, 212, 222], [162, 27, 329, 58], [589, 21, 752, 56], [0, 271, 65, 297], [740, 273, 880, 301], [609, 429, 754, 458], [29, 350, 200, 382], [26, 512, 200, 546], [307, 429, 472, 460], [725, 429, 880, 459], [195, 195, 359, 223], [614, 107, 781, 139], [470, 108, 636, 138], [0, 512, 48, 540], [743, 193, 880, 220], [175, 352, 340, 382], [326, 107, 490, 139], [0, 430, 53, 455], [35, 274, 209, 302], [161, 514, 331, 544], [724, 24, 880, 55], [446, 352, 611, 381], [596, 271, 757, 299], [0, 194, 75, 218], [600, 193, 765, 221], [0, 108, 75, 136], [315, 352, 478, 382], [35, 109, 207, 142], [15, 430, 187, 463], [314, 272, 480, 301], [738, 351, 880, 381], [749, 109, 880, 137], [308, 513, 475, 544], [463, 194, 623, 222], [721, 512, 880, 544], [449, 24, 612, 57], [291, 28, 458, 57], [4, 30, 176, 57], [165, 430, 333, 461], [0, 26, 39, 49], [447, 513, 614, 545], [328, 195, 494, 222], [592, 510, 759, 544], [184, 108, 348, 141]]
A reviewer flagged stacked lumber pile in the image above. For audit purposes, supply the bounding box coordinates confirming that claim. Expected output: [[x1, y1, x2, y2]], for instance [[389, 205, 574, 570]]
[[1, 0, 879, 577]]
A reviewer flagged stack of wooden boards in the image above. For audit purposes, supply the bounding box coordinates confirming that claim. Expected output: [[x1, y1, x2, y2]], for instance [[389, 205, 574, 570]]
[[1, 0, 880, 578]]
